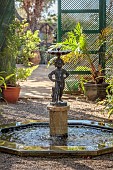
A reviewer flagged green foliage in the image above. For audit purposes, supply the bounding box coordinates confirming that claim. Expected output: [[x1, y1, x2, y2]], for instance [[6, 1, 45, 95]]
[[79, 76, 88, 93], [61, 22, 87, 54], [48, 22, 89, 65], [1, 66, 38, 86], [101, 69, 113, 118], [48, 22, 107, 84], [20, 29, 41, 65], [2, 20, 41, 66], [49, 22, 87, 55], [0, 19, 39, 86], [0, 76, 7, 90], [0, 71, 14, 90], [75, 66, 91, 71], [16, 66, 38, 82], [47, 56, 57, 68]]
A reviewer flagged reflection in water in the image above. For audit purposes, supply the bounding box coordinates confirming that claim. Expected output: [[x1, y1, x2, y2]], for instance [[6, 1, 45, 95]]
[[50, 136, 67, 146]]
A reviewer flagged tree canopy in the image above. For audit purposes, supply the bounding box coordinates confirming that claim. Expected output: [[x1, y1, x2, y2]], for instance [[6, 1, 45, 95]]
[[16, 0, 56, 31]]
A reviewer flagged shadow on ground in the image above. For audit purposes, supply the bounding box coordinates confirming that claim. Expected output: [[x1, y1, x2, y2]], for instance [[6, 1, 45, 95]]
[[0, 98, 112, 125]]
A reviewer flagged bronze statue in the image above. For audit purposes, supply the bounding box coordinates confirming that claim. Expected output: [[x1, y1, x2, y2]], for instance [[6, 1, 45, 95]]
[[48, 57, 69, 105]]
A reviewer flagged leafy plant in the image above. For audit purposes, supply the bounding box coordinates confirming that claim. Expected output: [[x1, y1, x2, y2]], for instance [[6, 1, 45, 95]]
[[48, 22, 106, 84], [0, 19, 39, 103], [100, 68, 113, 118], [2, 20, 41, 67], [0, 19, 39, 86], [16, 66, 38, 83], [0, 72, 14, 91], [75, 66, 91, 71], [1, 66, 38, 87], [74, 66, 92, 93], [20, 29, 41, 66]]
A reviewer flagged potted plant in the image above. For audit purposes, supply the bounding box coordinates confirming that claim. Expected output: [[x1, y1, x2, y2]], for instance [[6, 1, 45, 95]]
[[0, 20, 39, 103], [6, 20, 41, 66], [19, 26, 41, 66], [1, 66, 37, 103], [48, 23, 110, 100], [0, 72, 14, 99]]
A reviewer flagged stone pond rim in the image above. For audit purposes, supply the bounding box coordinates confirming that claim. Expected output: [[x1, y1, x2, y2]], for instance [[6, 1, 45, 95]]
[[1, 120, 113, 157]]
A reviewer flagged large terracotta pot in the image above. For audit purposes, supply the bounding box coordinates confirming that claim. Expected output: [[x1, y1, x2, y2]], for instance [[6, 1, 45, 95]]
[[2, 86, 21, 103], [29, 51, 41, 66], [84, 82, 109, 101]]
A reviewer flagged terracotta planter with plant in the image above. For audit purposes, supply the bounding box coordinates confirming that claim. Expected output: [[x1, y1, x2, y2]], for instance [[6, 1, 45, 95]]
[[0, 20, 39, 103], [29, 50, 41, 66], [0, 66, 38, 103], [2, 86, 21, 103], [84, 82, 108, 101]]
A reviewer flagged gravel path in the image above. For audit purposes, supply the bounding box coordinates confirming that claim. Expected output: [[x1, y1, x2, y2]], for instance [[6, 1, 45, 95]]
[[0, 97, 113, 170]]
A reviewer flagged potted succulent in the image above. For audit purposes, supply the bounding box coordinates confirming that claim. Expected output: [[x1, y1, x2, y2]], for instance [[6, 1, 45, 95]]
[[0, 20, 39, 103], [48, 23, 110, 100]]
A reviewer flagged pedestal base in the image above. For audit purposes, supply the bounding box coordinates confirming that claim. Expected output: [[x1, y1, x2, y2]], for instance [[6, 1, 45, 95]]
[[50, 101, 67, 106], [47, 105, 70, 137]]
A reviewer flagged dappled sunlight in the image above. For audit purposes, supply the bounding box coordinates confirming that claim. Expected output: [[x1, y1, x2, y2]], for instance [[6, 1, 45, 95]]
[[0, 99, 49, 124], [68, 99, 109, 122], [19, 65, 54, 98], [20, 84, 52, 98]]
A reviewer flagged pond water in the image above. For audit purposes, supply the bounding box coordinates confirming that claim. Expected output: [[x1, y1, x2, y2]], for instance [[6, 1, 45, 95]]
[[1, 125, 113, 147]]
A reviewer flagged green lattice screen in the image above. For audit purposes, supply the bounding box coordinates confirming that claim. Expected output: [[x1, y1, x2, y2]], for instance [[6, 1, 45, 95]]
[[57, 0, 112, 93]]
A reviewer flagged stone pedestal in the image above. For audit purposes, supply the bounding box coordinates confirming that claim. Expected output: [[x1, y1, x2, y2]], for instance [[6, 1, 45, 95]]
[[47, 105, 70, 137]]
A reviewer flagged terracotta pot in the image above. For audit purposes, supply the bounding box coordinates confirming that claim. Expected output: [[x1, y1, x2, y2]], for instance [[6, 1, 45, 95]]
[[29, 51, 41, 66], [2, 86, 21, 103], [84, 82, 109, 101]]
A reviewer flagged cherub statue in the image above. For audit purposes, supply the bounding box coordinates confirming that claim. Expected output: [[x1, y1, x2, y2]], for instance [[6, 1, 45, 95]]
[[48, 57, 69, 105]]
